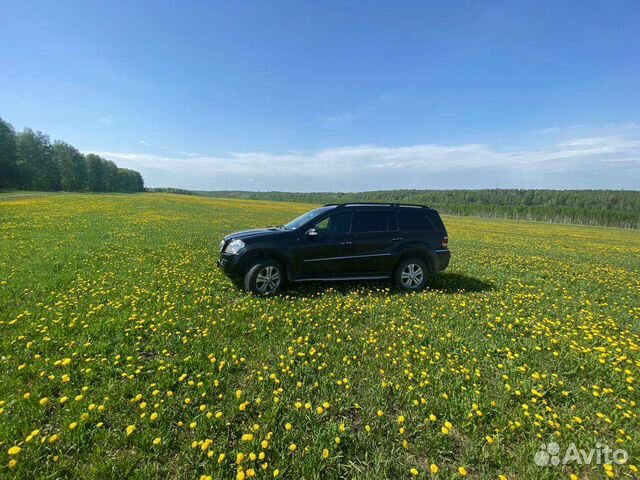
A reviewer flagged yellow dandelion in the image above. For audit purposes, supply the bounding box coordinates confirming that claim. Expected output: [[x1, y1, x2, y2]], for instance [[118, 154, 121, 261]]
[[8, 446, 22, 456]]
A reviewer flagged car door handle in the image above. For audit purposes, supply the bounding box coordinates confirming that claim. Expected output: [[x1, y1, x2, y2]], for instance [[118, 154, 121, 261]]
[[392, 237, 403, 242], [340, 241, 352, 245]]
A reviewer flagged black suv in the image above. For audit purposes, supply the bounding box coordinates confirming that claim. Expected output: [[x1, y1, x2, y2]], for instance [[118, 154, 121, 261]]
[[218, 203, 450, 294]]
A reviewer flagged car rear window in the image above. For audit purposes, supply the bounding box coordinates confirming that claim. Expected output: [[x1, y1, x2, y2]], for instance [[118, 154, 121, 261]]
[[353, 211, 389, 233], [426, 210, 446, 232]]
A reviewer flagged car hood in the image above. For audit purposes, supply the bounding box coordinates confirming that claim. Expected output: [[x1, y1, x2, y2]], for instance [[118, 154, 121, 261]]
[[223, 227, 287, 242]]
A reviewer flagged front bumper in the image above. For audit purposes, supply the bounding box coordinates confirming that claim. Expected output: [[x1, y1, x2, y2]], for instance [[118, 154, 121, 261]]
[[218, 252, 242, 279], [434, 249, 451, 272]]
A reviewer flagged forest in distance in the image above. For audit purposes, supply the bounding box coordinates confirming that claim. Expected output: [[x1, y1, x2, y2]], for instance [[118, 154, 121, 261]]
[[168, 188, 640, 229], [0, 116, 144, 193]]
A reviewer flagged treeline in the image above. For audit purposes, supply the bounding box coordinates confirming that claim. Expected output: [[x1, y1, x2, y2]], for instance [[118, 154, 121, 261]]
[[0, 117, 144, 192], [198, 189, 640, 229], [147, 187, 196, 195]]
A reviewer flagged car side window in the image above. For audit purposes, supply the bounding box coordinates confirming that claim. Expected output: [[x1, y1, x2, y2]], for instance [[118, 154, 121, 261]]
[[352, 211, 389, 233], [398, 209, 433, 231], [315, 212, 352, 234]]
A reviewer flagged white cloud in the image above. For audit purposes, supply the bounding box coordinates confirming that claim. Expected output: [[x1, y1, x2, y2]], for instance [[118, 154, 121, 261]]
[[89, 126, 640, 191]]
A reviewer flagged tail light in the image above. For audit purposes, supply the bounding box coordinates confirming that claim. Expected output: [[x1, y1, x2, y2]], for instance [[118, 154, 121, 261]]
[[441, 236, 448, 249]]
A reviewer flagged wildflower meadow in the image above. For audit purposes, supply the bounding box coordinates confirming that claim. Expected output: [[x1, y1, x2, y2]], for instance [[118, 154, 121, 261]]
[[1, 192, 639, 479]]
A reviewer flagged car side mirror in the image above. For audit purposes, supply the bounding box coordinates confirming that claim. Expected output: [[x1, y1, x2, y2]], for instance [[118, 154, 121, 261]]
[[306, 228, 318, 238]]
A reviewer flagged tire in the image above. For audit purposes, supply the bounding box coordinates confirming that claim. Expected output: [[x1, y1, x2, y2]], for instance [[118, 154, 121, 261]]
[[244, 260, 285, 295], [394, 258, 428, 292]]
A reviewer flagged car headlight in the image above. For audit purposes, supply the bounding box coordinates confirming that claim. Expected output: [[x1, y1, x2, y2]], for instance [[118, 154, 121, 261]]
[[224, 238, 245, 255], [219, 239, 226, 252]]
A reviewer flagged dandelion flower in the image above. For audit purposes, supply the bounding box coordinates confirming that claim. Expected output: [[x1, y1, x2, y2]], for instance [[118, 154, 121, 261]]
[[8, 446, 22, 456]]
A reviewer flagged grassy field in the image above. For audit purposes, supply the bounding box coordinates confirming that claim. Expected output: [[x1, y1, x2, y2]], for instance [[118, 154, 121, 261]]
[[1, 192, 639, 479]]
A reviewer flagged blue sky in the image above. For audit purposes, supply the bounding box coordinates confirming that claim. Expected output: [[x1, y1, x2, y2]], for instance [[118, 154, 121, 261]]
[[1, 0, 639, 190]]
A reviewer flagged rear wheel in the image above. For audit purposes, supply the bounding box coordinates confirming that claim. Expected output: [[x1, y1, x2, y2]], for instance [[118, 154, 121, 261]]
[[394, 258, 428, 292], [244, 260, 284, 295]]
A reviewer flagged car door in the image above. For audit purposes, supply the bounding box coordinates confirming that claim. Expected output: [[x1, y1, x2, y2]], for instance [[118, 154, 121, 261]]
[[293, 211, 355, 278], [350, 209, 398, 275]]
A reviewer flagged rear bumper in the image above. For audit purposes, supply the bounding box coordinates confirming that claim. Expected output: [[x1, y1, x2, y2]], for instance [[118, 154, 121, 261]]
[[434, 249, 451, 272]]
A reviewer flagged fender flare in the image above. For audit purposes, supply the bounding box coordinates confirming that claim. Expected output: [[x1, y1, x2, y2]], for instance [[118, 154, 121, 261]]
[[237, 248, 295, 281], [392, 244, 435, 274]]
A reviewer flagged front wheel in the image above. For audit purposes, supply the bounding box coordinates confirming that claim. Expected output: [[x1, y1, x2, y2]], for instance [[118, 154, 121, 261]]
[[244, 260, 284, 295], [394, 258, 428, 292]]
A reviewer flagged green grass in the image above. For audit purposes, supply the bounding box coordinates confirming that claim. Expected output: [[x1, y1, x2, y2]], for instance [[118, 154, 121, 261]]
[[1, 192, 639, 479]]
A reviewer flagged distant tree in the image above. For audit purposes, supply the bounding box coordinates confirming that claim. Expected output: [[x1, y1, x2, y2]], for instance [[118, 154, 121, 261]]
[[102, 159, 119, 191], [85, 154, 106, 192], [16, 128, 61, 190], [53, 141, 87, 191], [114, 168, 143, 192], [0, 117, 18, 188], [132, 170, 144, 191]]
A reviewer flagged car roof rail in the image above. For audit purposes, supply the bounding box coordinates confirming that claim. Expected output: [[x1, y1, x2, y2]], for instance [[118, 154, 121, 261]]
[[326, 202, 430, 208]]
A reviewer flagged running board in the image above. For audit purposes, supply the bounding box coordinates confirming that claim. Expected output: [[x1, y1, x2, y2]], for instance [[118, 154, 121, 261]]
[[294, 275, 391, 283]]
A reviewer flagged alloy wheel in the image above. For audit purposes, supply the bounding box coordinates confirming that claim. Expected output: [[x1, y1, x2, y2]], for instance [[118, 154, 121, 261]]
[[255, 266, 281, 294], [400, 263, 424, 288]]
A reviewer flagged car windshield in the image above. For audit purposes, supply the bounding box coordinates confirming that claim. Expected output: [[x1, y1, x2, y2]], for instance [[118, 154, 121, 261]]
[[284, 206, 335, 230]]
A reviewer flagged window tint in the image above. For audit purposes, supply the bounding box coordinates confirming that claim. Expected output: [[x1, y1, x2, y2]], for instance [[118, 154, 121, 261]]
[[388, 212, 399, 231], [426, 211, 446, 232], [284, 206, 334, 230], [353, 211, 388, 233], [315, 212, 352, 234], [398, 209, 433, 231]]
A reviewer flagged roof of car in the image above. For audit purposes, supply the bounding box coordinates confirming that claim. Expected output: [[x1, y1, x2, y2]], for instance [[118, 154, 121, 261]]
[[323, 202, 430, 209]]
